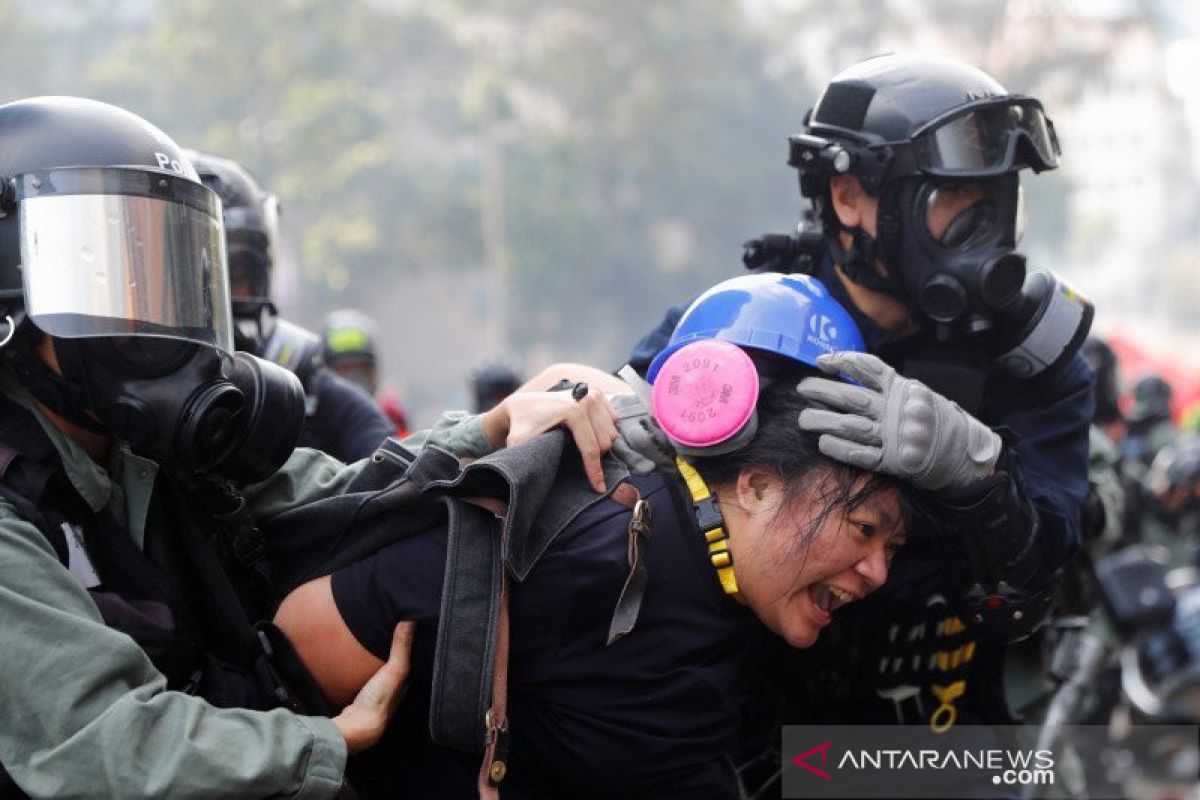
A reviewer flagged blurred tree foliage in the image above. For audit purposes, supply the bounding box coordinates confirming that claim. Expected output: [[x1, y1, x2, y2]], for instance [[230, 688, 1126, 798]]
[[2, 0, 1194, 415], [41, 0, 804, 373]]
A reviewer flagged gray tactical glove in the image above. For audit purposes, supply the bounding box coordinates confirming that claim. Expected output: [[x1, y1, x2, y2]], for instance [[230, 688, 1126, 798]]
[[609, 392, 676, 474], [607, 365, 676, 474], [796, 351, 1002, 492]]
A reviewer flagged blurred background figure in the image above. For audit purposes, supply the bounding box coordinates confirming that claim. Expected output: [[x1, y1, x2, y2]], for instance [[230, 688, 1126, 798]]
[[468, 359, 523, 413], [1123, 373, 1177, 467], [1143, 432, 1200, 561], [1081, 336, 1125, 436], [188, 150, 392, 462], [321, 308, 410, 436], [321, 308, 381, 395]]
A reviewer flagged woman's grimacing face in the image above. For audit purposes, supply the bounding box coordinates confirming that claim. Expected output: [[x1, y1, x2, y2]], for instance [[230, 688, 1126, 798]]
[[722, 469, 907, 649]]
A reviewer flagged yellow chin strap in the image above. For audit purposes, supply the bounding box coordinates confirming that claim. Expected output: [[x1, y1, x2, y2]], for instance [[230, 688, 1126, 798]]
[[675, 457, 741, 601]]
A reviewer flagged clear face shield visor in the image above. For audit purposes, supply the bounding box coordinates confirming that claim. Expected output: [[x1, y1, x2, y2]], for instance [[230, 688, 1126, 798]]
[[16, 167, 234, 353]]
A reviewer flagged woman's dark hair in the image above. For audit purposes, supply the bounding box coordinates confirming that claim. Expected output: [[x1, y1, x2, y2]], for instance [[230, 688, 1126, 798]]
[[688, 355, 909, 560]]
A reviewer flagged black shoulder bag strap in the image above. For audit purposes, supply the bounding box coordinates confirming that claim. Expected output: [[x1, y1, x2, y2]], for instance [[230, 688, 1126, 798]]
[[430, 499, 503, 753], [429, 475, 650, 798], [162, 477, 331, 716]]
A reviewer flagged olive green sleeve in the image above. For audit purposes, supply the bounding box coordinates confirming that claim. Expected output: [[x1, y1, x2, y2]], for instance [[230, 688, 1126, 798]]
[[247, 410, 494, 519], [244, 446, 367, 519], [400, 410, 495, 459], [0, 503, 347, 798]]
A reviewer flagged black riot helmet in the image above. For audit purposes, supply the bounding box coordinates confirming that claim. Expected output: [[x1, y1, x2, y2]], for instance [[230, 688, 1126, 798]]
[[1130, 374, 1173, 425], [1082, 336, 1122, 425], [0, 97, 303, 483], [185, 149, 281, 353], [789, 55, 1090, 375], [469, 360, 522, 413]]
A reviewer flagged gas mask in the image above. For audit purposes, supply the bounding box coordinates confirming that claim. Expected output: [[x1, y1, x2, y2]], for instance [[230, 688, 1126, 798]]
[[879, 175, 1093, 377], [878, 173, 1026, 335], [50, 336, 304, 482], [9, 163, 306, 482]]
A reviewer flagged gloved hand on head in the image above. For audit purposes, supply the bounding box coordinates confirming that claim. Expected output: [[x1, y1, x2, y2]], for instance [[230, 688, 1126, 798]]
[[608, 365, 676, 475], [797, 351, 1002, 493]]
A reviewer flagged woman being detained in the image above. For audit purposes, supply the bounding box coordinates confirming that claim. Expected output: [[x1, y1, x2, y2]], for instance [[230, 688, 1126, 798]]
[[275, 274, 913, 799]]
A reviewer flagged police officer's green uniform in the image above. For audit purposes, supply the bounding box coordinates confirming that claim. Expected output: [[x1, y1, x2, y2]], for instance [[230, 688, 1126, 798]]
[[0, 365, 492, 796]]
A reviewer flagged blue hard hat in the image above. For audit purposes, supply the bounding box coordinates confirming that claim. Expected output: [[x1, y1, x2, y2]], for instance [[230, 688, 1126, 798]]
[[646, 272, 864, 384]]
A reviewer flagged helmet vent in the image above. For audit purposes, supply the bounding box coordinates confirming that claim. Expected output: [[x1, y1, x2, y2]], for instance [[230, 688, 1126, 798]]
[[813, 82, 875, 132]]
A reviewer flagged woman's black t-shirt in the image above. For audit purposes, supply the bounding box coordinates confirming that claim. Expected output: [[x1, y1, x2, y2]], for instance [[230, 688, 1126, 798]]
[[331, 471, 757, 799]]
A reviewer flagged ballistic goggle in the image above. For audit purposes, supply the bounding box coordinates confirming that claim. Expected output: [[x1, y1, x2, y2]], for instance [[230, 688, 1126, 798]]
[[791, 96, 1061, 193], [910, 96, 1060, 176]]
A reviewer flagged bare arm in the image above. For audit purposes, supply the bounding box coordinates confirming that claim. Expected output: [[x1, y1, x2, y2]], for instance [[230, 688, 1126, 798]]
[[519, 362, 631, 396], [274, 577, 413, 753]]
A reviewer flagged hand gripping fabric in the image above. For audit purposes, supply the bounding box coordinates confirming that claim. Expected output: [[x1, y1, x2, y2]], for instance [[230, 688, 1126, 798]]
[[797, 351, 1002, 492]]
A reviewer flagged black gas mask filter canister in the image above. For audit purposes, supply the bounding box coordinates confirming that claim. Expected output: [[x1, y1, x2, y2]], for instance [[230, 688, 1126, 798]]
[[52, 336, 305, 483]]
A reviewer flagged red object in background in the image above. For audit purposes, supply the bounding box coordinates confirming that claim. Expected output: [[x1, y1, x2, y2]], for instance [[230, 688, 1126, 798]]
[[379, 388, 409, 438], [1106, 332, 1200, 423]]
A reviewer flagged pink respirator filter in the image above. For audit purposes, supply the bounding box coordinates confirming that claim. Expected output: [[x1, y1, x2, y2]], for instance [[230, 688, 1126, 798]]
[[651, 339, 759, 450]]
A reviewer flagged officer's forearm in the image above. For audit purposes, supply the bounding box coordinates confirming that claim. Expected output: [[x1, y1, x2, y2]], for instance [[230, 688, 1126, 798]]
[[941, 471, 1043, 591], [939, 471, 1060, 640]]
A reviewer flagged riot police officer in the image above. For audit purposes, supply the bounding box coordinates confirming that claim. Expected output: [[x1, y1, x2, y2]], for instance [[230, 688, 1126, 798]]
[[1123, 373, 1176, 467], [629, 54, 1095, 745], [468, 359, 523, 413], [186, 150, 392, 463], [0, 96, 630, 799], [320, 308, 410, 435], [0, 96, 417, 798]]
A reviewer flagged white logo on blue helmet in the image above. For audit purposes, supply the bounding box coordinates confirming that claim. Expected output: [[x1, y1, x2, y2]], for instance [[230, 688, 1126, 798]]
[[808, 314, 838, 342]]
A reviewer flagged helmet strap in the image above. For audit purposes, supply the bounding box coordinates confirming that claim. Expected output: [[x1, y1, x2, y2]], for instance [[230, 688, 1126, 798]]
[[826, 225, 900, 299], [675, 457, 742, 601], [4, 332, 110, 436]]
